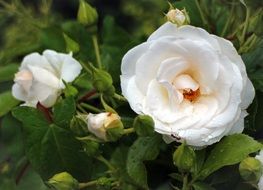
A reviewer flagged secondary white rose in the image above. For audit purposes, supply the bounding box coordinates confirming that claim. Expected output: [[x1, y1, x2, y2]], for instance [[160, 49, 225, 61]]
[[120, 22, 255, 147], [87, 112, 121, 141], [12, 50, 82, 107], [256, 150, 263, 190]]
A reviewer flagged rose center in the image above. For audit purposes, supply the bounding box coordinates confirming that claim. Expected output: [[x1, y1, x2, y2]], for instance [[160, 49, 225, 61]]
[[182, 88, 200, 102], [172, 74, 201, 102]]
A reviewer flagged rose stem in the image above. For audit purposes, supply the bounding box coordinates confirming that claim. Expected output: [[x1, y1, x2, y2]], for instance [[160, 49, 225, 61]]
[[123, 128, 135, 135], [15, 160, 30, 185], [77, 105, 87, 113], [80, 103, 101, 113], [241, 7, 251, 45], [79, 180, 98, 189], [113, 93, 127, 102], [194, 0, 209, 30], [221, 0, 235, 37], [78, 89, 97, 102], [92, 35, 102, 69], [95, 155, 116, 171], [37, 102, 53, 123]]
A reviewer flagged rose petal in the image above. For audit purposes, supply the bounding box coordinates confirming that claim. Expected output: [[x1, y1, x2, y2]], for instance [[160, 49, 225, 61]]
[[12, 83, 27, 101], [157, 57, 189, 83], [241, 78, 255, 109], [121, 42, 150, 77], [148, 22, 220, 51], [228, 110, 247, 134], [27, 65, 60, 88], [60, 55, 82, 82], [121, 76, 145, 114], [21, 52, 54, 73], [172, 74, 199, 91]]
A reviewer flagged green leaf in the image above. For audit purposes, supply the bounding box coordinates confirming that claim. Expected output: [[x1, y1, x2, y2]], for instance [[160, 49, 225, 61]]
[[110, 146, 137, 189], [193, 182, 215, 190], [242, 40, 263, 73], [198, 134, 262, 180], [127, 135, 162, 189], [40, 26, 66, 52], [0, 64, 18, 82], [53, 97, 76, 128], [62, 21, 94, 62], [192, 149, 206, 178], [63, 33, 80, 53], [12, 107, 92, 181], [0, 91, 20, 117]]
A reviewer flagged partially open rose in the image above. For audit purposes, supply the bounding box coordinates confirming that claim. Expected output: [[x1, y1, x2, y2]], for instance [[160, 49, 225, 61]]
[[87, 112, 122, 141], [12, 50, 82, 107], [120, 22, 255, 147]]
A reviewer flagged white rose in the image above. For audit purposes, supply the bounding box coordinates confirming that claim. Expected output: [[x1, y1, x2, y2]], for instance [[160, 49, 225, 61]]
[[12, 50, 82, 107], [87, 112, 121, 141], [120, 22, 255, 147], [256, 150, 263, 190]]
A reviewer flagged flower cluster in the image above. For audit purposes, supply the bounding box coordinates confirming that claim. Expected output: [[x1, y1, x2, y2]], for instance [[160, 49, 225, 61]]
[[120, 22, 255, 147]]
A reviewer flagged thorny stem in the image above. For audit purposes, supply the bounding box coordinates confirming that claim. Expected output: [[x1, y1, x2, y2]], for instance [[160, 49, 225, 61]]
[[92, 35, 102, 69], [15, 160, 30, 185], [78, 89, 97, 102], [37, 102, 53, 123]]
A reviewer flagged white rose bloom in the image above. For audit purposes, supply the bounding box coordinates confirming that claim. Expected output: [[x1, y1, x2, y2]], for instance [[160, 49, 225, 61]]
[[12, 50, 82, 107], [120, 22, 255, 147], [256, 150, 263, 190], [87, 112, 120, 141]]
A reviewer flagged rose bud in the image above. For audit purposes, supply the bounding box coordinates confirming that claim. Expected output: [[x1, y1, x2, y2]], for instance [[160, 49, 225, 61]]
[[133, 115, 155, 137], [166, 8, 190, 26], [92, 68, 115, 96], [77, 0, 98, 27], [173, 142, 196, 171], [47, 172, 78, 190], [87, 112, 123, 141], [239, 157, 262, 181]]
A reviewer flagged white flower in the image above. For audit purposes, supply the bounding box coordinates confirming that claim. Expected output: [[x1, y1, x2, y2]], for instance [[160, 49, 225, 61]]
[[256, 150, 263, 190], [87, 112, 120, 141], [120, 22, 255, 147], [12, 50, 82, 107]]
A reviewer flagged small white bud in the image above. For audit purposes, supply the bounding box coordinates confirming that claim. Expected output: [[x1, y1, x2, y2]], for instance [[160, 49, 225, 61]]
[[87, 112, 122, 141], [166, 8, 190, 26]]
